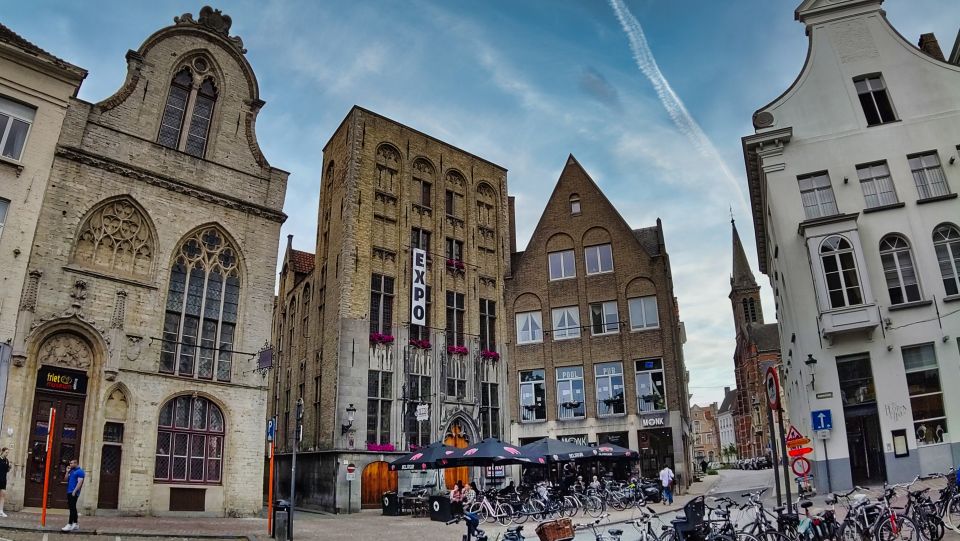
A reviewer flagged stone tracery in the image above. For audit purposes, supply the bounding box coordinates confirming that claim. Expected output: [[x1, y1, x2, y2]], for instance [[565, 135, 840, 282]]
[[74, 198, 154, 277]]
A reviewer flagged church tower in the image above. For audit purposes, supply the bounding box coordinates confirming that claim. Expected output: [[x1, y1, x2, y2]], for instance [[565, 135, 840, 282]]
[[729, 219, 763, 330]]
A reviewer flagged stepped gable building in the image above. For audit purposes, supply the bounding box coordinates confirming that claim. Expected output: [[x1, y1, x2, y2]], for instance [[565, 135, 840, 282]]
[[505, 155, 691, 484], [729, 220, 782, 460], [691, 402, 720, 467], [0, 24, 86, 408], [3, 8, 288, 516], [269, 106, 511, 512], [742, 0, 960, 490]]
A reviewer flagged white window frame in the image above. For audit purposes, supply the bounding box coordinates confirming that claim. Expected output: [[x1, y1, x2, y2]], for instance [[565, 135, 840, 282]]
[[853, 75, 897, 126], [548, 250, 575, 280], [879, 235, 921, 305], [0, 198, 8, 241], [909, 152, 951, 200], [519, 369, 546, 422], [933, 225, 960, 296], [595, 362, 625, 417], [516, 311, 543, 344], [589, 301, 619, 336], [0, 96, 35, 162], [636, 358, 666, 413], [819, 235, 864, 309], [798, 172, 838, 220], [902, 344, 947, 446], [551, 306, 581, 340], [856, 161, 899, 209], [628, 296, 659, 330], [556, 366, 585, 420], [584, 244, 613, 275]]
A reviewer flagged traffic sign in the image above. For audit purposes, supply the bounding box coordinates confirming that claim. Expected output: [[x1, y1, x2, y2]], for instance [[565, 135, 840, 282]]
[[788, 446, 814, 457], [785, 425, 804, 443], [765, 367, 781, 411], [791, 457, 811, 476], [787, 437, 811, 448], [811, 409, 833, 431], [266, 418, 275, 442], [346, 463, 357, 481]]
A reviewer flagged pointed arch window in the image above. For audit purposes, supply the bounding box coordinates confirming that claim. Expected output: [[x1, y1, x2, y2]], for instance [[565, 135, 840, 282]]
[[158, 66, 218, 158], [934, 225, 960, 296], [155, 395, 224, 484], [74, 198, 154, 277], [880, 235, 921, 305], [741, 298, 758, 323], [160, 227, 240, 382], [820, 236, 863, 308]]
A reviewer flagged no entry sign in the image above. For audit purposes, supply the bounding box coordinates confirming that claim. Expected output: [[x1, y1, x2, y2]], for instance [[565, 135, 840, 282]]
[[791, 457, 811, 477], [765, 366, 780, 410]]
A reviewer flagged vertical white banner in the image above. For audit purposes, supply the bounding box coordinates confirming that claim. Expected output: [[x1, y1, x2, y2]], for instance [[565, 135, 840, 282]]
[[411, 248, 427, 325]]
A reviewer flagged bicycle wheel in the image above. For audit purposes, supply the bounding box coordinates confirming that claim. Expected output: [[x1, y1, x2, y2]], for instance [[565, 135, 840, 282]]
[[585, 495, 606, 518], [945, 496, 960, 533], [660, 529, 680, 541], [746, 530, 789, 541], [915, 515, 945, 541], [875, 515, 920, 541], [511, 501, 530, 525], [496, 502, 514, 525], [840, 521, 869, 541]]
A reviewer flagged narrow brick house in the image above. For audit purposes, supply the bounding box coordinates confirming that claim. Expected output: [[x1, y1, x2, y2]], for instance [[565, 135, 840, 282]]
[[4, 8, 287, 516], [506, 155, 692, 484]]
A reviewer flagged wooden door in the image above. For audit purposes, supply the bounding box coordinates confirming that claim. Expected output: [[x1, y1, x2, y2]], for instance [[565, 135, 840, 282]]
[[360, 461, 397, 509], [97, 445, 121, 509], [444, 423, 470, 489], [24, 391, 86, 508]]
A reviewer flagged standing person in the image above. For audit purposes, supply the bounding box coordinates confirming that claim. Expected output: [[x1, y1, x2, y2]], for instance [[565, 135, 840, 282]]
[[659, 463, 674, 505], [450, 480, 464, 517], [700, 459, 709, 475], [0, 448, 9, 517], [61, 459, 85, 532]]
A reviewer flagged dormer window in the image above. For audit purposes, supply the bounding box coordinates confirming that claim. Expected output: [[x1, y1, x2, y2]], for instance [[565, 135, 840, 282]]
[[854, 74, 896, 126], [158, 66, 218, 158]]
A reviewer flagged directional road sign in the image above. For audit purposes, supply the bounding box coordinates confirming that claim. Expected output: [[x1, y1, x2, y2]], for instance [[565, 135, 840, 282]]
[[811, 409, 833, 431]]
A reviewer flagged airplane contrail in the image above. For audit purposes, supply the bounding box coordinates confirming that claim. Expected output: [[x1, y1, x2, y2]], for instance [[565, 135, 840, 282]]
[[609, 0, 748, 210]]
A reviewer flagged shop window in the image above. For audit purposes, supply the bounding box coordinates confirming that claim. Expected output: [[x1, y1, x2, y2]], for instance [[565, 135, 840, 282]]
[[519, 370, 546, 422], [902, 344, 947, 446], [636, 359, 666, 412], [556, 366, 585, 419], [596, 362, 625, 416]]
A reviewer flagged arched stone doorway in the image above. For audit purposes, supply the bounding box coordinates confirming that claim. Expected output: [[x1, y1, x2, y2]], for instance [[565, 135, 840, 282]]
[[443, 418, 474, 489], [360, 461, 397, 509], [24, 333, 93, 509]]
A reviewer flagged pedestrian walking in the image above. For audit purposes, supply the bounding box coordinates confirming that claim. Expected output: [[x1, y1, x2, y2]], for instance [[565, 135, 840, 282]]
[[0, 448, 9, 517], [61, 459, 85, 532], [659, 463, 674, 505]]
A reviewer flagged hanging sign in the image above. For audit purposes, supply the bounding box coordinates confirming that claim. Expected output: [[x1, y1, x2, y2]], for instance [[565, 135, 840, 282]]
[[765, 366, 780, 411], [411, 248, 427, 325], [415, 403, 429, 422]]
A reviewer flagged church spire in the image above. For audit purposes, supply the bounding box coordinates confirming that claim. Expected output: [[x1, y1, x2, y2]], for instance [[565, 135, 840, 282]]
[[731, 219, 757, 290]]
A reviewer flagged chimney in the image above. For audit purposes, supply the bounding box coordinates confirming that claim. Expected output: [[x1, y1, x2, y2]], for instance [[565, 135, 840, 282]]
[[508, 196, 518, 255], [918, 33, 946, 62], [724, 386, 730, 394]]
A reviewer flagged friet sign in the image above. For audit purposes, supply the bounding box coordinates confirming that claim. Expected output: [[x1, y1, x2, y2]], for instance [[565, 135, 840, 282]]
[[36, 366, 87, 395], [411, 248, 427, 326]]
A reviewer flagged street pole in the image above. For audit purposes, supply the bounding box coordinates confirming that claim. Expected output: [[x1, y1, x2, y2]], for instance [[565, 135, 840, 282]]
[[766, 405, 782, 507], [776, 407, 792, 509], [291, 399, 303, 540]]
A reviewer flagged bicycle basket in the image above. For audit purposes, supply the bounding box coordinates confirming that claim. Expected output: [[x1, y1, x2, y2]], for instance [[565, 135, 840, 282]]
[[535, 518, 575, 541]]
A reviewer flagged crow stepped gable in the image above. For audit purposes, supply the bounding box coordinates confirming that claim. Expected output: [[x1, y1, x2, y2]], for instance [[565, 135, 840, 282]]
[[3, 6, 287, 517]]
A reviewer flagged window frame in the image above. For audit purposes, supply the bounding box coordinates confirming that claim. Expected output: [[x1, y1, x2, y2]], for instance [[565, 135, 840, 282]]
[[445, 238, 464, 262], [584, 244, 614, 275], [853, 74, 897, 126], [479, 382, 500, 439], [445, 290, 465, 347], [155, 395, 224, 485], [908, 151, 951, 200], [369, 274, 395, 335], [479, 299, 497, 351], [636, 358, 667, 413], [902, 344, 947, 446], [157, 67, 218, 158], [589, 301, 619, 336], [366, 369, 392, 445], [0, 96, 36, 162], [628, 296, 659, 331], [548, 250, 576, 281], [819, 235, 864, 309], [411, 228, 431, 253], [798, 172, 839, 220], [519, 369, 546, 422], [516, 311, 543, 344], [0, 198, 8, 241], [879, 235, 921, 305], [595, 362, 625, 417], [551, 306, 581, 340], [856, 161, 899, 208], [933, 224, 960, 296], [556, 366, 585, 420]]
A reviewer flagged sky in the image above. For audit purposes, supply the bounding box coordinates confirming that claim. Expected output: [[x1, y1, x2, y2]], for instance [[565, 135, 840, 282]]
[[5, 0, 958, 405]]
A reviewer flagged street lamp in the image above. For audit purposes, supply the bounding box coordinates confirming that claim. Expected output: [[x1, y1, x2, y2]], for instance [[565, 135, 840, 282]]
[[341, 403, 357, 435], [805, 354, 818, 388]]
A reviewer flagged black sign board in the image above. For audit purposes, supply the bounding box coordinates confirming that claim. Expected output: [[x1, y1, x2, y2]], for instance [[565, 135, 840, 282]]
[[36, 366, 87, 395]]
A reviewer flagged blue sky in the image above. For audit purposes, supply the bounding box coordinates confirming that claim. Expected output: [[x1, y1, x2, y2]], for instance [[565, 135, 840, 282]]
[[6, 1, 958, 405]]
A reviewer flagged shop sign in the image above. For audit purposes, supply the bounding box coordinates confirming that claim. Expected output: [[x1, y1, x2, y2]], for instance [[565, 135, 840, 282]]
[[639, 412, 668, 428], [559, 434, 588, 446], [597, 431, 628, 446], [410, 248, 427, 325], [36, 366, 87, 395]]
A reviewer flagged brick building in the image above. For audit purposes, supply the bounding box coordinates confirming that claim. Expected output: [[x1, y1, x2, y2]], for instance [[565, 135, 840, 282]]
[[2, 8, 287, 516], [269, 106, 511, 512], [691, 402, 720, 468], [729, 221, 782, 460], [506, 155, 692, 484]]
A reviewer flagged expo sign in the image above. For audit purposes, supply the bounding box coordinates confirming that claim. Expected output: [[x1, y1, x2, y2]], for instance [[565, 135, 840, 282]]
[[411, 248, 427, 326]]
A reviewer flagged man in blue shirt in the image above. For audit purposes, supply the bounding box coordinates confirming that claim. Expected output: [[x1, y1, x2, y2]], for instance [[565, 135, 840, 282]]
[[62, 459, 85, 532]]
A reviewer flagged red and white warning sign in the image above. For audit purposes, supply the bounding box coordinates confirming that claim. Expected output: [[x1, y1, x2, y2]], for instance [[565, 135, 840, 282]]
[[791, 457, 811, 477]]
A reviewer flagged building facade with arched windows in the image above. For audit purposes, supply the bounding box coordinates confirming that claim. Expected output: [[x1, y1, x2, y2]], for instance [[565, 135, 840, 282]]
[[742, 0, 960, 491], [2, 8, 287, 516]]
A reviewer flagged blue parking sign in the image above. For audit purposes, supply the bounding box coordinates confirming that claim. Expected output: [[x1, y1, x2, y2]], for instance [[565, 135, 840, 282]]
[[267, 418, 275, 441], [811, 409, 832, 431]]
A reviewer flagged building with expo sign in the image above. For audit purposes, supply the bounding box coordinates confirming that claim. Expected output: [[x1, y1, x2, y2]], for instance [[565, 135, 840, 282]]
[[505, 156, 692, 484]]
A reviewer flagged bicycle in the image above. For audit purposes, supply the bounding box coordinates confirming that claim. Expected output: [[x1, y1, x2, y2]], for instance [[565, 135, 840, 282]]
[[576, 513, 625, 541], [464, 490, 515, 525], [630, 505, 671, 541], [446, 512, 488, 541]]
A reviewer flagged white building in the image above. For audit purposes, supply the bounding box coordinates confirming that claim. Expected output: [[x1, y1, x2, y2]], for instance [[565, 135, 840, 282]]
[[742, 0, 960, 491], [718, 387, 737, 462]]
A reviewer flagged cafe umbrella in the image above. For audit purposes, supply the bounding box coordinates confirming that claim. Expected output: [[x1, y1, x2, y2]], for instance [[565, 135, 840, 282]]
[[388, 441, 457, 471], [518, 437, 598, 463], [593, 443, 639, 459], [439, 438, 546, 467]]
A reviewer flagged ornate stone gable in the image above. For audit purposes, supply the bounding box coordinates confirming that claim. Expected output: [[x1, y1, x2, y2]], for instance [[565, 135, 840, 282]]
[[37, 333, 92, 370]]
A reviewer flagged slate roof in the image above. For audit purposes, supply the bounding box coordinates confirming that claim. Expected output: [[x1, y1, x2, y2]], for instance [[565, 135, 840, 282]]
[[289, 249, 315, 274], [745, 322, 780, 352], [632, 227, 661, 257], [0, 23, 86, 75], [718, 388, 737, 414]]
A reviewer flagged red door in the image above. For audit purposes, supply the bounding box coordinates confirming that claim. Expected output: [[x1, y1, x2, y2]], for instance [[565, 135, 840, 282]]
[[24, 391, 86, 508], [360, 461, 397, 509], [444, 422, 470, 489]]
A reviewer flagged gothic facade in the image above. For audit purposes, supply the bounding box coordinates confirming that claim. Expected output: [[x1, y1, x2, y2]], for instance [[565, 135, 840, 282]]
[[2, 8, 287, 516]]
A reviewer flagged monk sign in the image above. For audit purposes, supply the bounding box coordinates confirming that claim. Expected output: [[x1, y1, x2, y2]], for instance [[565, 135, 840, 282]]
[[411, 248, 427, 325]]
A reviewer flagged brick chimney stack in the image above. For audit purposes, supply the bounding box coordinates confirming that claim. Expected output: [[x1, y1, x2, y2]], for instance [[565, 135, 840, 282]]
[[918, 33, 946, 62]]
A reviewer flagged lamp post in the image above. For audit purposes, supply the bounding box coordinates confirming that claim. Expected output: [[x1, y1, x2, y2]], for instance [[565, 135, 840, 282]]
[[341, 403, 356, 435], [290, 398, 303, 540], [751, 396, 760, 458]]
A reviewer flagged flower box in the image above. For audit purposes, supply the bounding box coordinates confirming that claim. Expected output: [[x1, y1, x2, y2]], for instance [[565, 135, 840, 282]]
[[366, 442, 396, 452], [370, 333, 395, 346], [480, 350, 500, 361], [446, 345, 469, 356], [409, 339, 432, 350], [445, 258, 466, 271]]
